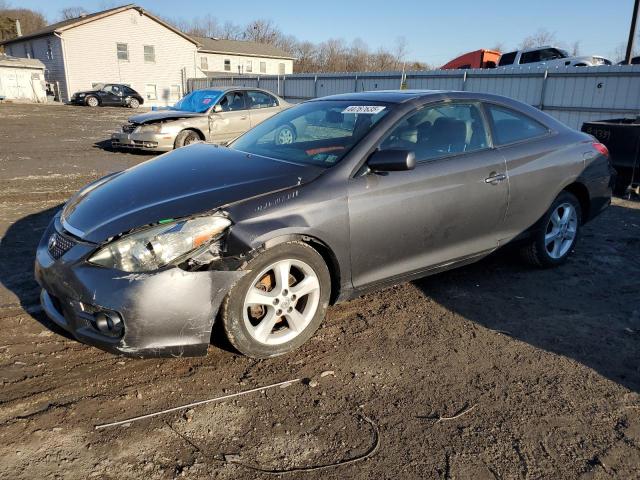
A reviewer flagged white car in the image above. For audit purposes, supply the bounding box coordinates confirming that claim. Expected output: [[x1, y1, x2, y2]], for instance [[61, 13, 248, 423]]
[[498, 46, 612, 68]]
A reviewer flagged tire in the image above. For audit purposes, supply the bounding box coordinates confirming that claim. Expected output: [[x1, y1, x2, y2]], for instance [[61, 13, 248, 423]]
[[274, 124, 296, 145], [85, 96, 99, 107], [174, 130, 201, 149], [128, 97, 140, 109], [520, 191, 582, 268], [220, 241, 331, 358]]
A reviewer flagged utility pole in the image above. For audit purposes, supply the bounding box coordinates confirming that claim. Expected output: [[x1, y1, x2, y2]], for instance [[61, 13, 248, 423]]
[[625, 0, 640, 64]]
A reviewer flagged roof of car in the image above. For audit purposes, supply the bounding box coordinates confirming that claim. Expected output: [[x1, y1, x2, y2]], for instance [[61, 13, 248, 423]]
[[309, 90, 454, 103]]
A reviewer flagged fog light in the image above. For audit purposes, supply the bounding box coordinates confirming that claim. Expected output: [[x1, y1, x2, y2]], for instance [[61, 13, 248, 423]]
[[94, 311, 123, 336]]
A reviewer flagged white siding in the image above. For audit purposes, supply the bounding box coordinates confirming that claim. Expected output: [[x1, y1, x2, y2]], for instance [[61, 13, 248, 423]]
[[5, 36, 68, 100], [0, 65, 47, 101], [61, 10, 200, 105], [198, 52, 293, 76]]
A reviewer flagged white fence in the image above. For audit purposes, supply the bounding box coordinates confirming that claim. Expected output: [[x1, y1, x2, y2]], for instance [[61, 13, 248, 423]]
[[187, 66, 640, 129]]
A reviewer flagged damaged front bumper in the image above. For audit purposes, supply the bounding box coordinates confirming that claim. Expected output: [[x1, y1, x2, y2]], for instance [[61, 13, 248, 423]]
[[34, 215, 245, 357], [111, 131, 175, 152]]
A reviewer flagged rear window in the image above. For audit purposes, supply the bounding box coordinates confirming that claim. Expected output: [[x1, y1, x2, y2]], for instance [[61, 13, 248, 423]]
[[498, 51, 517, 66], [487, 104, 548, 145]]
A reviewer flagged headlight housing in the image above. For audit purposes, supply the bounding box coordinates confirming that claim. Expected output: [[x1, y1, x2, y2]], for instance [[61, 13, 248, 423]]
[[78, 93, 85, 97], [139, 123, 162, 133], [89, 215, 231, 272]]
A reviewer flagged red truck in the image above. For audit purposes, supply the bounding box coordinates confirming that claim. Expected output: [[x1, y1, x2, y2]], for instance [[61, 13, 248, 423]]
[[441, 49, 501, 69]]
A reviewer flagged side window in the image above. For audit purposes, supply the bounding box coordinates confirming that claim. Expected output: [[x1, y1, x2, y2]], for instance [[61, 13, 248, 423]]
[[123, 86, 136, 96], [520, 50, 541, 64], [248, 91, 278, 109], [380, 103, 489, 161], [486, 104, 548, 145], [498, 51, 517, 66], [218, 91, 247, 111], [116, 43, 128, 61]]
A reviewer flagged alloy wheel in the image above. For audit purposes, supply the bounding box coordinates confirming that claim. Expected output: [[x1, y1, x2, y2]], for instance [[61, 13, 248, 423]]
[[87, 97, 98, 107], [545, 202, 578, 259], [242, 259, 320, 345], [276, 127, 294, 145]]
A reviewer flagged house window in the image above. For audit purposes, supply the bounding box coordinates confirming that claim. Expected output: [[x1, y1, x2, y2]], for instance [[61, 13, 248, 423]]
[[246, 60, 252, 72], [46, 40, 53, 60], [200, 56, 208, 71], [144, 45, 155, 63], [145, 84, 157, 100], [278, 63, 285, 75], [117, 43, 129, 61], [224, 59, 231, 71], [260, 61, 266, 73], [170, 85, 181, 100]]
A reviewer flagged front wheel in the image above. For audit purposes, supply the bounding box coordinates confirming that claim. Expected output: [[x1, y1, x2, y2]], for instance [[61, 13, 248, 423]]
[[85, 96, 99, 107], [174, 129, 201, 149], [521, 191, 582, 268], [220, 242, 331, 358]]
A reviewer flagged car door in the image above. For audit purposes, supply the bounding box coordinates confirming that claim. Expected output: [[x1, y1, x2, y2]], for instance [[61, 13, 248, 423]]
[[247, 90, 282, 127], [347, 102, 509, 288], [209, 90, 251, 143], [100, 85, 122, 106]]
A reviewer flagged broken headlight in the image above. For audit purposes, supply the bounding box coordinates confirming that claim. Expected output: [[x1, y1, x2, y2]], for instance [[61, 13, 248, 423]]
[[139, 123, 162, 133], [88, 215, 231, 272]]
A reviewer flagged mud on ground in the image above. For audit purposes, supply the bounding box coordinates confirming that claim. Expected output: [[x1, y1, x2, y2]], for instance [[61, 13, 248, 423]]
[[0, 103, 639, 479]]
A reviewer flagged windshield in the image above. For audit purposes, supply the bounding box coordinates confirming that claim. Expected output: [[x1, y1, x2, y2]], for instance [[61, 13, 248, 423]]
[[172, 90, 224, 113], [230, 100, 391, 168]]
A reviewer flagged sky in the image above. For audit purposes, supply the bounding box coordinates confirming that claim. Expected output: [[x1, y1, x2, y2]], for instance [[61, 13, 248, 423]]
[[12, 0, 637, 65]]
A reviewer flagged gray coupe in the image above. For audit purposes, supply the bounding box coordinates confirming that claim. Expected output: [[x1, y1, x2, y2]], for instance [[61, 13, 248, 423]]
[[37, 90, 614, 358]]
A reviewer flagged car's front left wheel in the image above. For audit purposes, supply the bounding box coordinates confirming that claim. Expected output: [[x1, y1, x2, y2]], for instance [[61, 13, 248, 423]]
[[220, 242, 331, 358]]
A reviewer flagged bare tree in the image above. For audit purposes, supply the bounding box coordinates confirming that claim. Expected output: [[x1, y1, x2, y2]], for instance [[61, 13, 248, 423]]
[[59, 6, 87, 20], [570, 40, 580, 56], [520, 28, 556, 49], [0, 6, 47, 40]]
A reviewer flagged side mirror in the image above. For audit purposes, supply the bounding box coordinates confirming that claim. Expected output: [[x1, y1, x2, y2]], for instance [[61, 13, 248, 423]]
[[213, 104, 223, 113], [368, 149, 415, 172]]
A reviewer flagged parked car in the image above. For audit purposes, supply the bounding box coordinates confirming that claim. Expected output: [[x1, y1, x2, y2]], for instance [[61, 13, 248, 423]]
[[618, 56, 640, 65], [111, 87, 290, 151], [70, 84, 144, 108], [498, 46, 612, 68], [441, 49, 501, 69], [36, 90, 614, 358]]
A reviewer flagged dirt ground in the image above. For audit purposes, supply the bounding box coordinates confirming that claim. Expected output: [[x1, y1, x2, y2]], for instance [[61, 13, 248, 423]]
[[0, 103, 639, 480]]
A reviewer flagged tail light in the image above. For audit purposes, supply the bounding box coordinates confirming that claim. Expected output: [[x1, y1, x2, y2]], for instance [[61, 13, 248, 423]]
[[593, 142, 609, 157]]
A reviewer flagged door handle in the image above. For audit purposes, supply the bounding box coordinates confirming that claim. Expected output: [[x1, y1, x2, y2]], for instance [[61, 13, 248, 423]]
[[485, 172, 507, 184]]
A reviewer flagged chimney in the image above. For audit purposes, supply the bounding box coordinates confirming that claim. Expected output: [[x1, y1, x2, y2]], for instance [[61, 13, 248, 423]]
[[15, 19, 22, 37]]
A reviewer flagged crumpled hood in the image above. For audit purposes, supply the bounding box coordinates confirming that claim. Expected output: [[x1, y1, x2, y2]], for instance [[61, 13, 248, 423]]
[[128, 110, 206, 124], [62, 144, 323, 243]]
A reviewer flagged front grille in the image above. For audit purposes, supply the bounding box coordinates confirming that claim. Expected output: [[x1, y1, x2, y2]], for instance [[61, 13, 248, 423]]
[[122, 123, 138, 133], [48, 232, 76, 260]]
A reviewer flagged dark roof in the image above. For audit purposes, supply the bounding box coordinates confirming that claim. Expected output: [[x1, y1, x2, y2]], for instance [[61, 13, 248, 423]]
[[193, 35, 294, 60], [0, 4, 199, 46]]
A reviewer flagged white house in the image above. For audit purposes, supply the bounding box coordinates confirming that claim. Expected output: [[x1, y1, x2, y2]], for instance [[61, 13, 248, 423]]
[[0, 54, 46, 102], [193, 36, 294, 76], [0, 4, 295, 106]]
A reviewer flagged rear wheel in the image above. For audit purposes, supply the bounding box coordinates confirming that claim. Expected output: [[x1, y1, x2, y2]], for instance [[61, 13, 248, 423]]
[[220, 242, 331, 358], [521, 191, 582, 268], [85, 96, 99, 107], [174, 129, 201, 149], [128, 97, 140, 109], [274, 124, 296, 145]]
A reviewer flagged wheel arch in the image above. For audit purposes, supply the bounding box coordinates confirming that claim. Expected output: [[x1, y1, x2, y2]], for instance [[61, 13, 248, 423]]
[[182, 127, 206, 140], [562, 181, 590, 223], [262, 233, 341, 304]]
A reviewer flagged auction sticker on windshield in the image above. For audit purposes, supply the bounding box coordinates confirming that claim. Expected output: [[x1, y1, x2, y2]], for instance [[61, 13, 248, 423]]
[[342, 106, 386, 114]]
